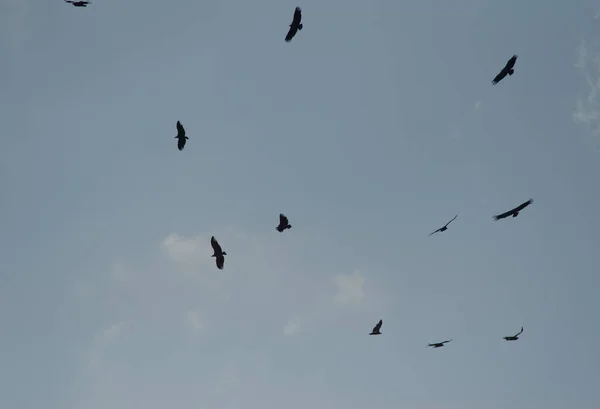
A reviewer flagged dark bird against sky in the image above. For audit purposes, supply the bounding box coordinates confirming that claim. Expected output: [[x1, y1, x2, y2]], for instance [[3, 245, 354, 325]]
[[369, 319, 383, 335], [492, 55, 518, 85], [285, 7, 303, 42], [210, 236, 227, 270], [276, 214, 292, 232], [429, 215, 458, 236], [65, 0, 91, 6], [503, 326, 524, 341], [493, 199, 533, 221], [428, 339, 452, 348], [175, 121, 188, 151]]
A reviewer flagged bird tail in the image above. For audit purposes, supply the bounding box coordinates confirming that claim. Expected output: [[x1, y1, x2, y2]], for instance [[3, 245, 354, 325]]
[[298, 24, 303, 30]]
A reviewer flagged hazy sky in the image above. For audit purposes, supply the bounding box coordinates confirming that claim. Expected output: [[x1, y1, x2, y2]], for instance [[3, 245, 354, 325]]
[[1, 1, 600, 409]]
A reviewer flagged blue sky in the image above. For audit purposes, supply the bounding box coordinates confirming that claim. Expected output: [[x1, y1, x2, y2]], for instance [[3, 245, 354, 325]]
[[1, 1, 600, 408]]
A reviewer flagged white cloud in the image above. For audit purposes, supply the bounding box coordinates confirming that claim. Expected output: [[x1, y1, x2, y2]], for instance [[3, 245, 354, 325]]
[[185, 308, 206, 332], [573, 40, 600, 146], [161, 232, 213, 272], [332, 270, 365, 306], [283, 315, 304, 336]]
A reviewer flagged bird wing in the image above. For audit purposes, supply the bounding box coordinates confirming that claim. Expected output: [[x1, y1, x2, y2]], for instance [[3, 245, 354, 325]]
[[445, 214, 458, 227], [442, 339, 452, 344], [279, 213, 288, 225], [429, 228, 442, 236], [493, 208, 514, 220], [492, 70, 508, 85], [177, 138, 186, 151], [211, 236, 222, 254], [506, 55, 518, 70], [176, 121, 185, 137], [514, 199, 533, 212], [285, 26, 297, 42], [215, 255, 225, 270], [515, 326, 524, 337], [372, 319, 382, 333], [293, 7, 302, 24]]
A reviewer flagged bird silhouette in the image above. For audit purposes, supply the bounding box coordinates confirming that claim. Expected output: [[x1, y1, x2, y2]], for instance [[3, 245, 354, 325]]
[[492, 55, 518, 85], [285, 7, 303, 42], [65, 0, 91, 7], [493, 199, 533, 220], [429, 215, 458, 236], [369, 319, 383, 335], [428, 339, 452, 348], [503, 326, 524, 341], [210, 236, 227, 270], [276, 213, 292, 232], [175, 121, 189, 151]]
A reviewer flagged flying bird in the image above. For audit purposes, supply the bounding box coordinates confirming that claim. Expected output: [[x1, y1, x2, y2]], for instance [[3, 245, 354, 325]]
[[210, 236, 227, 270], [429, 214, 458, 236], [276, 214, 292, 232], [369, 319, 383, 335], [503, 326, 524, 341], [493, 199, 533, 220], [428, 339, 452, 348], [491, 55, 518, 85], [175, 121, 188, 151], [65, 0, 91, 6], [285, 7, 303, 42]]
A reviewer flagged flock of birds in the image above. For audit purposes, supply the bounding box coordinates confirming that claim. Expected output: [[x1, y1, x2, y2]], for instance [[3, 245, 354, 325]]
[[64, 1, 530, 347]]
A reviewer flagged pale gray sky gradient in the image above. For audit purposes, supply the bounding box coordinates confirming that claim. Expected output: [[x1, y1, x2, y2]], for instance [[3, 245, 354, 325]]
[[1, 1, 600, 409]]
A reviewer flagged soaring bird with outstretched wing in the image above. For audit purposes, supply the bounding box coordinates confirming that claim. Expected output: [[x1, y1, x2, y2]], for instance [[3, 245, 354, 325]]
[[503, 326, 524, 341], [429, 214, 458, 236], [285, 7, 303, 42], [210, 236, 227, 270], [493, 199, 533, 221], [492, 55, 518, 85], [65, 0, 91, 7], [175, 121, 189, 151], [428, 339, 452, 348]]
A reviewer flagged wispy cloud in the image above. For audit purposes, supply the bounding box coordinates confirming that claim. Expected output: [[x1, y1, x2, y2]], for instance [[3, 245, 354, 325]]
[[84, 322, 126, 370], [283, 314, 304, 336], [161, 233, 213, 273], [332, 270, 365, 306], [573, 40, 600, 148]]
